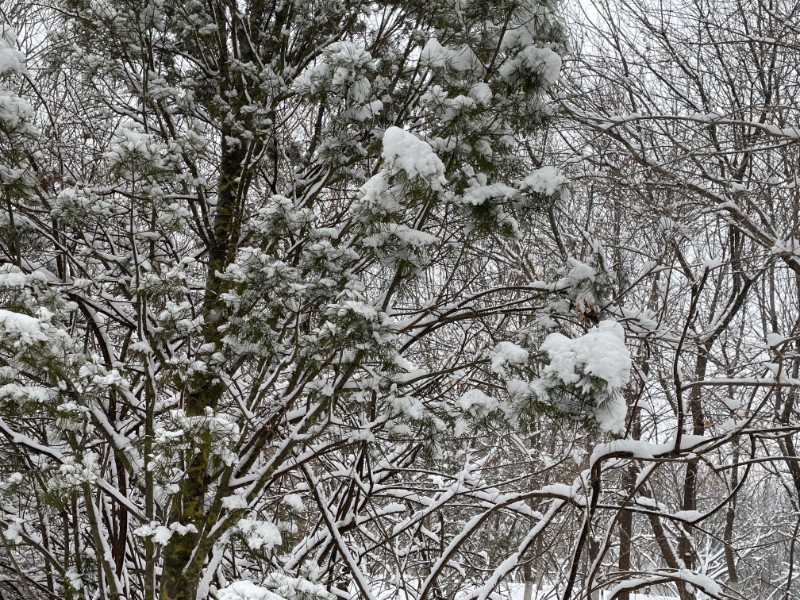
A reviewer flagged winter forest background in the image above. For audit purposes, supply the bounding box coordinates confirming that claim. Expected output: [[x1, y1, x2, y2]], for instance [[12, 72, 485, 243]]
[[0, 0, 798, 599]]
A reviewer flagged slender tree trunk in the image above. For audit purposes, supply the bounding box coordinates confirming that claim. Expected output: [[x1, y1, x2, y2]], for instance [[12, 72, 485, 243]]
[[523, 561, 534, 600], [723, 442, 739, 591], [617, 405, 640, 600]]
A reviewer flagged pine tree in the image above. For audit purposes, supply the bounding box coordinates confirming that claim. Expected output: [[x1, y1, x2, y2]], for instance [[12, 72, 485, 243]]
[[0, 2, 634, 599]]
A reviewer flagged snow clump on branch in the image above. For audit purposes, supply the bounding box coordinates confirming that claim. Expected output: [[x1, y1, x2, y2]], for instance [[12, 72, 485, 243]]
[[0, 26, 25, 75], [381, 127, 447, 189], [532, 320, 631, 433]]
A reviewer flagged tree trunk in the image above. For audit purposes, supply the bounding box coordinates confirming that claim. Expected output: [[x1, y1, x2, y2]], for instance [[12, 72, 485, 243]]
[[158, 81, 248, 597]]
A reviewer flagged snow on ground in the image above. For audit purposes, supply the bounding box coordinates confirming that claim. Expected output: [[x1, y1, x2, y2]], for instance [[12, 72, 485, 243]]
[[217, 581, 287, 600], [216, 580, 678, 600], [499, 583, 677, 600]]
